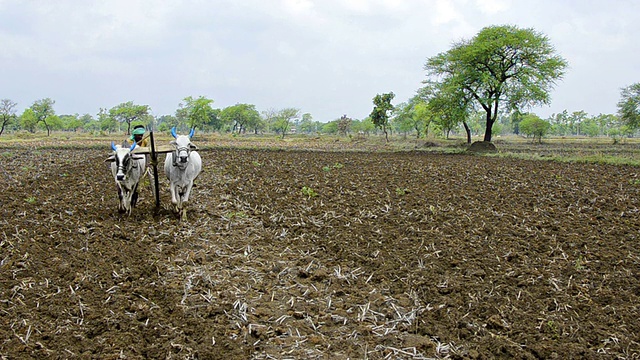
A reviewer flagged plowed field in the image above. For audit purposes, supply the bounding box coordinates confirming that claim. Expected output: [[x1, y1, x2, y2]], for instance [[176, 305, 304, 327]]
[[1, 142, 639, 359]]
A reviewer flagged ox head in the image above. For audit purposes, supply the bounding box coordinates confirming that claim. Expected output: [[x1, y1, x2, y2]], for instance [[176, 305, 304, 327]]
[[105, 141, 144, 181], [170, 127, 198, 167]]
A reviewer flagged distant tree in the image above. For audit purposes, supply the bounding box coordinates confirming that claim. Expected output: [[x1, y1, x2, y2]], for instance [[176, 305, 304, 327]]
[[298, 113, 316, 134], [176, 96, 215, 131], [157, 114, 178, 132], [20, 108, 38, 133], [412, 101, 431, 138], [352, 117, 375, 136], [581, 116, 600, 137], [519, 113, 551, 143], [392, 102, 414, 138], [59, 114, 82, 131], [337, 114, 351, 136], [593, 113, 619, 137], [31, 98, 56, 136], [393, 97, 431, 139], [97, 108, 117, 133], [510, 111, 524, 135], [321, 120, 339, 134], [425, 84, 470, 141], [274, 108, 300, 138], [617, 83, 640, 130], [424, 25, 568, 142], [568, 110, 588, 136], [370, 92, 395, 142], [261, 108, 279, 133], [109, 101, 150, 134], [220, 104, 261, 134], [0, 99, 17, 136]]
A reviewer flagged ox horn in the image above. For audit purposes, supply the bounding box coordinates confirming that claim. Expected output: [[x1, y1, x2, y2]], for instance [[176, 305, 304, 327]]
[[171, 127, 178, 138], [111, 142, 117, 151], [189, 128, 195, 138], [129, 142, 137, 151]]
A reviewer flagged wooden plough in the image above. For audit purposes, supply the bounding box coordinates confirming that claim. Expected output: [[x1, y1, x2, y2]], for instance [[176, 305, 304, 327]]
[[129, 131, 173, 209]]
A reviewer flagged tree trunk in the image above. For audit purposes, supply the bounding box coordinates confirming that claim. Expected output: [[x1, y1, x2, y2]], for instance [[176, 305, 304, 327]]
[[463, 121, 471, 144], [483, 109, 493, 142]]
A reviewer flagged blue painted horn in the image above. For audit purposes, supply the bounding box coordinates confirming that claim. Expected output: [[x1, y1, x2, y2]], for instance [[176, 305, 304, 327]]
[[189, 128, 195, 138], [171, 127, 178, 138], [129, 142, 137, 151], [111, 142, 117, 151]]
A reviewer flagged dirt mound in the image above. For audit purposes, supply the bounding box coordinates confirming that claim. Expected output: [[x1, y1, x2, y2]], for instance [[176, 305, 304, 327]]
[[467, 141, 498, 153]]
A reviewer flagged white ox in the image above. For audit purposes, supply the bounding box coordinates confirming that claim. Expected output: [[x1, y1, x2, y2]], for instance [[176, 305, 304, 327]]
[[105, 142, 146, 215], [164, 128, 202, 219]]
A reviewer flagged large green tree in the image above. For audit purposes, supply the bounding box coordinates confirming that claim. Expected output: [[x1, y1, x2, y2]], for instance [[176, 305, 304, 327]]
[[370, 92, 395, 142], [109, 101, 150, 134], [0, 99, 17, 136], [617, 83, 640, 130], [31, 98, 56, 136], [424, 25, 568, 142]]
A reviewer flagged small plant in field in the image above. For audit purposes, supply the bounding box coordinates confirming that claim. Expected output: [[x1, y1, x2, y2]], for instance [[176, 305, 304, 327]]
[[546, 320, 559, 340], [252, 161, 261, 166], [301, 186, 318, 198], [25, 196, 37, 204], [323, 163, 344, 172], [1, 151, 11, 158], [225, 211, 247, 219], [60, 173, 68, 177], [395, 187, 410, 195], [629, 179, 640, 186]]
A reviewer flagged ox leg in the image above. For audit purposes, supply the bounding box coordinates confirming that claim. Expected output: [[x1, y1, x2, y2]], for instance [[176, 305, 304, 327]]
[[131, 184, 139, 208], [116, 184, 126, 213], [123, 189, 132, 215], [169, 183, 180, 213], [182, 181, 194, 205]]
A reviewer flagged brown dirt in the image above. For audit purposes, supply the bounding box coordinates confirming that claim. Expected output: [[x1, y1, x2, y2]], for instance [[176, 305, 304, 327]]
[[1, 143, 639, 359]]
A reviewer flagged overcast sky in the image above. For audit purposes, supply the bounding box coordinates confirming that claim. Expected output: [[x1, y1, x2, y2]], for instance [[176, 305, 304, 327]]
[[1, 0, 638, 122]]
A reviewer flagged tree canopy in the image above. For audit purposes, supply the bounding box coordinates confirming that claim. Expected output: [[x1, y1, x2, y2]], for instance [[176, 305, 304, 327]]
[[424, 25, 568, 142]]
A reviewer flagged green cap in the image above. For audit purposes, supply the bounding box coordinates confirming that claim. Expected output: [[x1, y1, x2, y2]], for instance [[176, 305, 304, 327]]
[[132, 127, 145, 135]]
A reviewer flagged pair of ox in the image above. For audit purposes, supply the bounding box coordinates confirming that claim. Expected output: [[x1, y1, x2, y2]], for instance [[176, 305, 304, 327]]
[[106, 128, 202, 218]]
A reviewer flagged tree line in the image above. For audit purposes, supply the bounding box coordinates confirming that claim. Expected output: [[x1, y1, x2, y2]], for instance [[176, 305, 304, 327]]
[[2, 25, 639, 142]]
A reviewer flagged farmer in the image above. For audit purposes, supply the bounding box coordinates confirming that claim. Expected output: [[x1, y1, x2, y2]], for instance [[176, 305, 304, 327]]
[[128, 125, 150, 148]]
